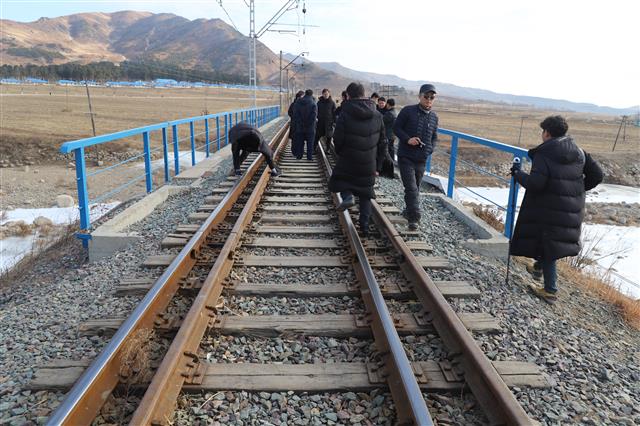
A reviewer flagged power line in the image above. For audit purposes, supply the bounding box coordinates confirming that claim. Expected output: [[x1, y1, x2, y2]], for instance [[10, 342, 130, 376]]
[[217, 0, 239, 31]]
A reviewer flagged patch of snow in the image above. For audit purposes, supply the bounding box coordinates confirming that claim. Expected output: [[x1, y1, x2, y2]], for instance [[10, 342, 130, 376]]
[[0, 235, 39, 271], [0, 202, 119, 272], [455, 184, 640, 208], [136, 150, 208, 171], [581, 224, 640, 300], [1, 203, 119, 226]]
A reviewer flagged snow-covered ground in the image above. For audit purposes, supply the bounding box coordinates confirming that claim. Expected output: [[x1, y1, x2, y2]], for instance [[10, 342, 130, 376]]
[[136, 150, 209, 171], [580, 224, 640, 299], [0, 203, 118, 272], [452, 182, 640, 299], [455, 183, 640, 208]]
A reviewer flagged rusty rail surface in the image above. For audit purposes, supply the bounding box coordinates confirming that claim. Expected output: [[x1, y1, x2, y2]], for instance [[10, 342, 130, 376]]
[[46, 122, 289, 426], [370, 200, 533, 424], [317, 143, 434, 425], [129, 124, 290, 424]]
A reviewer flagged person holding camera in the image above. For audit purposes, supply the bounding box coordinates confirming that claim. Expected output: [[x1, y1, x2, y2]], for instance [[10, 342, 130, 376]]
[[230, 121, 279, 177], [510, 115, 603, 303], [393, 84, 439, 230]]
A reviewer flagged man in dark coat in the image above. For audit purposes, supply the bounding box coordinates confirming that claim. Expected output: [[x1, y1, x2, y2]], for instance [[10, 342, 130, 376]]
[[287, 90, 304, 142], [315, 88, 337, 150], [382, 98, 397, 160], [334, 91, 348, 120], [292, 89, 317, 160], [329, 82, 389, 236], [230, 121, 279, 176], [393, 83, 439, 230], [510, 115, 603, 303]]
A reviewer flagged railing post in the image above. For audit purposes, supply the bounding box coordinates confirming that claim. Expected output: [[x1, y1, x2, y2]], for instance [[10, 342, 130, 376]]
[[143, 131, 152, 193], [189, 121, 196, 166], [205, 118, 210, 157], [504, 157, 522, 238], [234, 111, 238, 127], [426, 154, 432, 174], [172, 124, 180, 175], [216, 116, 221, 151], [224, 114, 229, 146], [447, 135, 459, 198], [74, 148, 90, 247], [162, 127, 169, 183]]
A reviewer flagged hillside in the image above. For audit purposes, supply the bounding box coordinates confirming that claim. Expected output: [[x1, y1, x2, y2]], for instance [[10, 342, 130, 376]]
[[313, 61, 638, 116], [1, 11, 636, 115], [0, 11, 349, 87]]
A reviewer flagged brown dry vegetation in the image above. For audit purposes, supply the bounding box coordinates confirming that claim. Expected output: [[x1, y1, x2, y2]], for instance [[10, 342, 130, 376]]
[[0, 83, 280, 165], [429, 98, 640, 187], [557, 261, 640, 330]]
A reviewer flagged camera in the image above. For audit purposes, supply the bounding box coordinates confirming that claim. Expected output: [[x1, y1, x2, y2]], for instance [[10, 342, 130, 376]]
[[510, 157, 521, 176]]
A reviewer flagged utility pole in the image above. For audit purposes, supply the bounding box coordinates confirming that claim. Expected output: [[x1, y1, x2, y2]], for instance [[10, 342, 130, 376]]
[[249, 0, 257, 107], [279, 50, 283, 113], [218, 1, 309, 109], [516, 116, 527, 146], [84, 81, 99, 164], [244, 0, 299, 108], [612, 115, 628, 152]]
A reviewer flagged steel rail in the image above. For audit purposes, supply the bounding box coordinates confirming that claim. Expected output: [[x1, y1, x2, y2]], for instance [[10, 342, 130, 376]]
[[47, 122, 288, 426], [317, 143, 434, 426], [370, 200, 534, 425], [129, 123, 289, 424]]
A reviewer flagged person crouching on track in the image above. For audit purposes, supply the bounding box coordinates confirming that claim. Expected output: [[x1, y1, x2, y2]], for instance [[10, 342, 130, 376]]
[[329, 82, 390, 237], [393, 83, 439, 231], [510, 115, 603, 304], [230, 121, 279, 177], [292, 89, 318, 160]]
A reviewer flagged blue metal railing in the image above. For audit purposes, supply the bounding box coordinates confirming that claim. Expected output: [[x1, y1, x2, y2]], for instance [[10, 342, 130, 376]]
[[60, 105, 281, 246], [426, 128, 529, 238]]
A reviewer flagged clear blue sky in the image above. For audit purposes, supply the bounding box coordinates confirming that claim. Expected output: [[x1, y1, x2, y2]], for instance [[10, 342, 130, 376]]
[[2, 0, 639, 108]]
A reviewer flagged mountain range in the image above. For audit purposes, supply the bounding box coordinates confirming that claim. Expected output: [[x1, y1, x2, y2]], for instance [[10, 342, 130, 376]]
[[1, 11, 636, 116]]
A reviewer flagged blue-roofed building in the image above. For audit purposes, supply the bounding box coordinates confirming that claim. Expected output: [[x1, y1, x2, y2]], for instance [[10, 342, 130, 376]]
[[0, 78, 21, 85], [25, 77, 48, 84]]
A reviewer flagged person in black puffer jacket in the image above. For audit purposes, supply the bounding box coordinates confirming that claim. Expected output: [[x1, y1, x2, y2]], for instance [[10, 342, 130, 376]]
[[510, 115, 603, 303], [315, 88, 337, 150], [329, 82, 390, 236], [287, 90, 304, 141]]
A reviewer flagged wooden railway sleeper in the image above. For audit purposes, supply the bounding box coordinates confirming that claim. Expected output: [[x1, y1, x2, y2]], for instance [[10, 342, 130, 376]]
[[366, 360, 390, 384], [414, 310, 434, 326], [345, 279, 359, 292], [439, 360, 465, 383], [355, 312, 373, 327], [412, 362, 429, 384]]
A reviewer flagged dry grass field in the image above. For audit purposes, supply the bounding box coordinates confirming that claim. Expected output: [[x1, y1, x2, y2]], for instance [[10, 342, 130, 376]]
[[1, 83, 638, 208]]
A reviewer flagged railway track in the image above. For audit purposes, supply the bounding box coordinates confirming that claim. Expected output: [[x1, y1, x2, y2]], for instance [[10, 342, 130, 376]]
[[32, 120, 550, 424]]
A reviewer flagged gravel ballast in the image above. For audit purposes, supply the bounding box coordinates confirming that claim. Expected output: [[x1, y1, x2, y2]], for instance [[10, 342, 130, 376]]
[[1, 128, 638, 425]]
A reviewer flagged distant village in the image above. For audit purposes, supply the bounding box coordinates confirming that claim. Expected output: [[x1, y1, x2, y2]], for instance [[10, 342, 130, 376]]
[[0, 77, 281, 92]]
